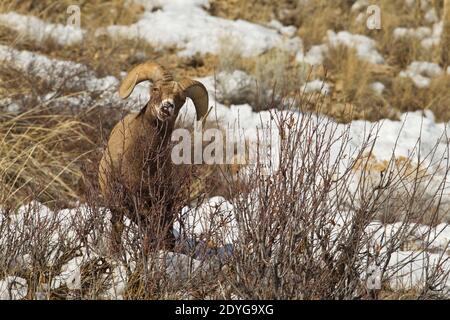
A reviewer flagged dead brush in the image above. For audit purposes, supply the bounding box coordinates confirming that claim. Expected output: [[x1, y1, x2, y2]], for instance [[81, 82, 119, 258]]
[[0, 107, 93, 207], [218, 107, 450, 299]]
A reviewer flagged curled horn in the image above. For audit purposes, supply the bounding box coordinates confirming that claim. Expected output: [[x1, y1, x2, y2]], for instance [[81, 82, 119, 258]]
[[179, 79, 209, 121], [118, 62, 173, 99]]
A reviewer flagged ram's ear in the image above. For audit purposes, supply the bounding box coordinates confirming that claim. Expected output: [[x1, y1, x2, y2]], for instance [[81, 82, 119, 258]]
[[179, 79, 209, 121], [119, 62, 173, 99]]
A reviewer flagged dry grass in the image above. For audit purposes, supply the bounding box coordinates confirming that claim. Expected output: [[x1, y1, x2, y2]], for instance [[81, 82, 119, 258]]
[[0, 0, 144, 28], [0, 107, 92, 208], [208, 0, 281, 24], [386, 74, 450, 121], [321, 45, 391, 122], [441, 0, 450, 66]]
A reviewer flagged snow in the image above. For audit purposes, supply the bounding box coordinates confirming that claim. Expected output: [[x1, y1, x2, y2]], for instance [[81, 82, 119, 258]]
[[388, 251, 450, 291], [303, 80, 331, 95], [0, 276, 28, 300], [428, 224, 450, 250], [0, 45, 117, 93], [0, 35, 448, 227], [349, 111, 448, 168], [297, 31, 384, 66], [267, 20, 298, 37], [424, 8, 439, 23], [154, 251, 203, 282], [104, 265, 128, 300], [371, 82, 385, 95], [327, 31, 384, 64], [393, 26, 432, 40], [0, 45, 151, 112], [399, 61, 444, 88], [52, 257, 83, 290], [394, 22, 443, 49], [175, 196, 238, 246], [296, 44, 328, 66], [215, 70, 255, 101], [190, 73, 449, 181], [0, 12, 84, 46], [103, 0, 303, 58], [2, 198, 449, 299]]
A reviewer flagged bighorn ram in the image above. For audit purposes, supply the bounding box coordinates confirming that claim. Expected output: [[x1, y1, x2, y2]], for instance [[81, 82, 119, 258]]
[[98, 61, 209, 251]]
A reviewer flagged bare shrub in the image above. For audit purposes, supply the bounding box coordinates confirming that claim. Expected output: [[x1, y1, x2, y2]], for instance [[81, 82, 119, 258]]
[[217, 108, 450, 299]]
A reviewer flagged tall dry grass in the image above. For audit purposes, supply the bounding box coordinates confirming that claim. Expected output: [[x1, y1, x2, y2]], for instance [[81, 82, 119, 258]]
[[0, 107, 92, 208], [442, 0, 450, 66]]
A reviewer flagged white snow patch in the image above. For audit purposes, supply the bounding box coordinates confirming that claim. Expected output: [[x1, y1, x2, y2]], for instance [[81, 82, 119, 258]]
[[296, 44, 328, 66], [370, 82, 385, 95], [394, 22, 443, 49], [0, 12, 84, 46], [388, 251, 450, 291], [303, 80, 331, 95], [393, 26, 432, 40], [424, 8, 439, 23], [297, 31, 384, 66], [175, 196, 238, 246], [0, 45, 118, 93], [103, 0, 303, 57], [0, 277, 28, 300], [52, 257, 82, 290], [267, 20, 297, 37], [327, 30, 384, 64], [399, 61, 443, 88]]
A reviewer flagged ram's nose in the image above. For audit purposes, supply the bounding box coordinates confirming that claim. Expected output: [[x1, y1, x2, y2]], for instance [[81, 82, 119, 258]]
[[161, 101, 175, 116]]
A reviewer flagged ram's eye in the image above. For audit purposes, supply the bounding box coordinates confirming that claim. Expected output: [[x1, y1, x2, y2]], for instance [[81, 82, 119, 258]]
[[152, 87, 159, 93]]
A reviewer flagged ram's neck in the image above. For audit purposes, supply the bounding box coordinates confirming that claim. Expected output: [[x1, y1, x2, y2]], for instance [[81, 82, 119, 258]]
[[138, 106, 174, 148]]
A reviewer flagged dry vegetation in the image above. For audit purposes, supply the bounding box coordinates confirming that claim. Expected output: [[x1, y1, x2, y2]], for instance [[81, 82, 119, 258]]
[[0, 108, 91, 208], [0, 0, 144, 28], [1, 0, 450, 300], [210, 0, 450, 123], [2, 0, 448, 122], [0, 0, 217, 80], [1, 107, 450, 300]]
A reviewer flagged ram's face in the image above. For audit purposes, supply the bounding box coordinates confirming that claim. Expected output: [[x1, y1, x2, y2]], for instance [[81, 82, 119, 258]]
[[149, 82, 186, 122]]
